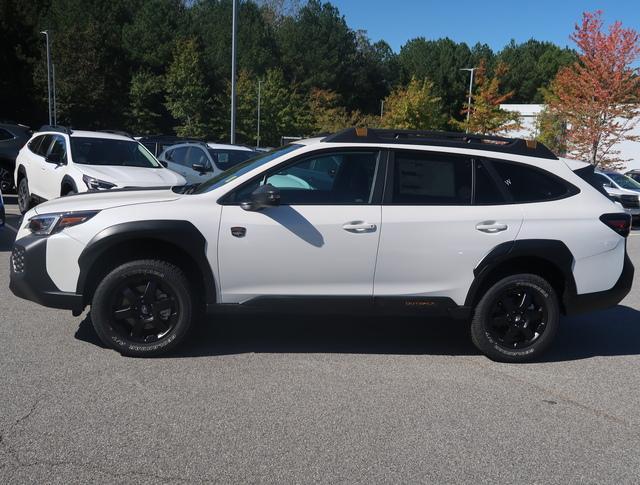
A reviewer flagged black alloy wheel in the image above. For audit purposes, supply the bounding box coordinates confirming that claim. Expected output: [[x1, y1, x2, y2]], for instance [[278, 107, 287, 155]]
[[110, 277, 179, 344], [90, 260, 194, 357], [0, 166, 13, 193], [470, 274, 560, 362], [486, 287, 547, 350]]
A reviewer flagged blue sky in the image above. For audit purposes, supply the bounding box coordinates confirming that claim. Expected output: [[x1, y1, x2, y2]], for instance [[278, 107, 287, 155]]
[[330, 0, 640, 52]]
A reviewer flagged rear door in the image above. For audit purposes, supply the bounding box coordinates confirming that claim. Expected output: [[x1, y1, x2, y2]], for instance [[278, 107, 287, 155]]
[[374, 151, 523, 305]]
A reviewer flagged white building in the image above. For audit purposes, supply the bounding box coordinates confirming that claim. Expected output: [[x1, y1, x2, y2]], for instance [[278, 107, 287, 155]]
[[500, 104, 640, 171]]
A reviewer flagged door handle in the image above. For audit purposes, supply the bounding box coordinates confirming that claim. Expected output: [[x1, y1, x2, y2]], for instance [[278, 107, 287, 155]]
[[342, 221, 377, 233], [476, 221, 508, 233]]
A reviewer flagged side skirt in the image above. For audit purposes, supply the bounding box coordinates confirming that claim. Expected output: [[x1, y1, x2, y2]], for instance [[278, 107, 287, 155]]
[[208, 296, 472, 320]]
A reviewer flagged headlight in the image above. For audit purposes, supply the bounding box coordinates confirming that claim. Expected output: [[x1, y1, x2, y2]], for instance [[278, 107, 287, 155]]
[[27, 211, 99, 235], [83, 175, 116, 190]]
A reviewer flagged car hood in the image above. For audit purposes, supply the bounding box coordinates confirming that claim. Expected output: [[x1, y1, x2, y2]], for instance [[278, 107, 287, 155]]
[[33, 187, 182, 214], [79, 165, 185, 187]]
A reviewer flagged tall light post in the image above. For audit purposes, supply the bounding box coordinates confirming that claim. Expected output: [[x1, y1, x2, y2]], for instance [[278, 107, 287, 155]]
[[52, 63, 57, 125], [41, 30, 52, 125], [460, 67, 476, 133], [230, 0, 238, 144], [256, 79, 262, 148]]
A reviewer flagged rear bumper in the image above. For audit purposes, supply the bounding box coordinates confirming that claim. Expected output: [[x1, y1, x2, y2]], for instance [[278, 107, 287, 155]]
[[9, 235, 84, 312], [563, 250, 634, 315]]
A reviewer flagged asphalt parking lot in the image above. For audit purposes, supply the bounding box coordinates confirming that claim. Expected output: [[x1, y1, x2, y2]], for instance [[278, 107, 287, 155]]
[[1, 195, 639, 484]]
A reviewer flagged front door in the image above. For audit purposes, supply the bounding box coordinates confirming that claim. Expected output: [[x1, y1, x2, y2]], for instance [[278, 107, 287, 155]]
[[218, 150, 384, 303]]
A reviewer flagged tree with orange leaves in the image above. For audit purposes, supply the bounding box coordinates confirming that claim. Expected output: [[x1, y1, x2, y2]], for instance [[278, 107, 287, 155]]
[[451, 60, 521, 135], [546, 11, 640, 168]]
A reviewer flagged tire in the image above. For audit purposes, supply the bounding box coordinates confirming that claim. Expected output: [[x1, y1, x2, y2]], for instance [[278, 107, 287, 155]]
[[63, 189, 76, 196], [90, 259, 194, 357], [470, 274, 560, 363], [17, 177, 32, 214]]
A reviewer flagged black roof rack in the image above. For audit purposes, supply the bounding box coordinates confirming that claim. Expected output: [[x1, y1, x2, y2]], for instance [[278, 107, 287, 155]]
[[38, 124, 73, 135], [322, 128, 558, 160]]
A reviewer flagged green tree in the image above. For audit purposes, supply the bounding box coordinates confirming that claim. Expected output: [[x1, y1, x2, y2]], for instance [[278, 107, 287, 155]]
[[398, 38, 495, 122], [380, 78, 445, 130], [165, 38, 213, 138], [44, 0, 135, 128], [127, 70, 165, 135], [451, 62, 521, 134], [496, 39, 576, 103], [535, 104, 567, 156]]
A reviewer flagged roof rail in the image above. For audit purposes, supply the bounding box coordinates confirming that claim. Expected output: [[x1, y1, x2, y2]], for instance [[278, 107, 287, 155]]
[[322, 128, 558, 160], [100, 129, 133, 138], [38, 124, 73, 135]]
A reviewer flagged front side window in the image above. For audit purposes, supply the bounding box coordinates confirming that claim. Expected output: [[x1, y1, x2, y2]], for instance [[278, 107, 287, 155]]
[[391, 151, 472, 205], [70, 137, 162, 168], [28, 135, 44, 154], [168, 147, 189, 166], [186, 147, 210, 168], [491, 161, 574, 202], [228, 151, 380, 204], [47, 135, 67, 163]]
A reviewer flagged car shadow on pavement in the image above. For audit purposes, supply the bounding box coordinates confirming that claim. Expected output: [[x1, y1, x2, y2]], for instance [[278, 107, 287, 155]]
[[0, 214, 20, 252], [75, 304, 640, 361]]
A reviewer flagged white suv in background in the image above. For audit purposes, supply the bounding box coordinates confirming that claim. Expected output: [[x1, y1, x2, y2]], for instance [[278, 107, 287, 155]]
[[14, 126, 186, 214], [158, 142, 256, 185], [10, 128, 634, 362], [594, 170, 640, 222]]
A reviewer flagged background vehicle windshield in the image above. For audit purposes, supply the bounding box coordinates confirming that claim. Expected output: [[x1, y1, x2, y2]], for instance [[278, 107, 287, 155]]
[[70, 137, 162, 168], [608, 172, 640, 190], [208, 148, 255, 170], [193, 144, 302, 194]]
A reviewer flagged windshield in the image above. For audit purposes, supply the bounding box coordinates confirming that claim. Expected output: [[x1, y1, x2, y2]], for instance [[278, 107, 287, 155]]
[[191, 144, 303, 194], [70, 137, 162, 168], [208, 148, 256, 170], [607, 172, 640, 190]]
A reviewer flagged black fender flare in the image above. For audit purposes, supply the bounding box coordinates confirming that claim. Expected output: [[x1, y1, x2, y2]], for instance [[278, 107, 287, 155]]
[[76, 220, 216, 304], [61, 175, 78, 195], [464, 239, 577, 308]]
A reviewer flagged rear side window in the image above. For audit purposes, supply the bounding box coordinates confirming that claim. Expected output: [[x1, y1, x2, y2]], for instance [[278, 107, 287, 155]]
[[474, 160, 507, 204], [391, 151, 472, 205], [489, 160, 574, 203]]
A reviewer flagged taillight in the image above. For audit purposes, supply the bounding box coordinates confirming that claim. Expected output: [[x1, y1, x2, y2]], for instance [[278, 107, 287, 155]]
[[600, 213, 632, 237]]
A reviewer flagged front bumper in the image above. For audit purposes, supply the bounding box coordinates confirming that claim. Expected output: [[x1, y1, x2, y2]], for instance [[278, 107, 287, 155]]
[[9, 235, 84, 312], [563, 248, 634, 315]]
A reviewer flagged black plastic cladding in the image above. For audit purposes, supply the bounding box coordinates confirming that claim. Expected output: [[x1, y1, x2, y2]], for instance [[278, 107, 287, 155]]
[[77, 220, 216, 304], [322, 128, 559, 160]]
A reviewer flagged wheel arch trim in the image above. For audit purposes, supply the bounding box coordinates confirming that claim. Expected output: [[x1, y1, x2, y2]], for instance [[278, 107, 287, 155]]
[[76, 220, 217, 305]]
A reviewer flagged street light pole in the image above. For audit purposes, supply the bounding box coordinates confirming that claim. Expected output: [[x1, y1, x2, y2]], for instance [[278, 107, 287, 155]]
[[257, 79, 261, 148], [52, 63, 57, 125], [460, 67, 476, 133], [230, 0, 238, 144], [41, 30, 52, 125]]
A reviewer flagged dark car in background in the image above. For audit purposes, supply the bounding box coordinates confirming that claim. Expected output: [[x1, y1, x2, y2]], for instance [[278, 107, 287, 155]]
[[0, 122, 32, 192]]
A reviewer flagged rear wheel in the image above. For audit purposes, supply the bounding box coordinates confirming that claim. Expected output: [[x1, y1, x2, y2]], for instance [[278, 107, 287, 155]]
[[90, 260, 194, 357], [17, 177, 32, 214], [470, 274, 559, 363]]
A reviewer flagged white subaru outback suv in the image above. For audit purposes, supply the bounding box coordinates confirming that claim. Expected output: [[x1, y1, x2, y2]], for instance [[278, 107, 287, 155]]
[[14, 126, 186, 214], [10, 128, 634, 362]]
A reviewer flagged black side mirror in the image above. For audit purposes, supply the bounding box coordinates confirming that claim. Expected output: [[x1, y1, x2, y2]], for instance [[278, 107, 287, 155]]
[[192, 163, 211, 173], [241, 183, 281, 211], [46, 153, 64, 165]]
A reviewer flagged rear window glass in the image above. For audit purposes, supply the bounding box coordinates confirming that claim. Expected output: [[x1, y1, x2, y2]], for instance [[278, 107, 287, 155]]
[[474, 161, 507, 204], [208, 149, 255, 170]]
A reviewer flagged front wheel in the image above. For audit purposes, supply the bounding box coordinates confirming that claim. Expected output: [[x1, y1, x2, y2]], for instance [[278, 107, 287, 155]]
[[90, 260, 194, 357], [470, 274, 560, 363], [17, 177, 32, 214]]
